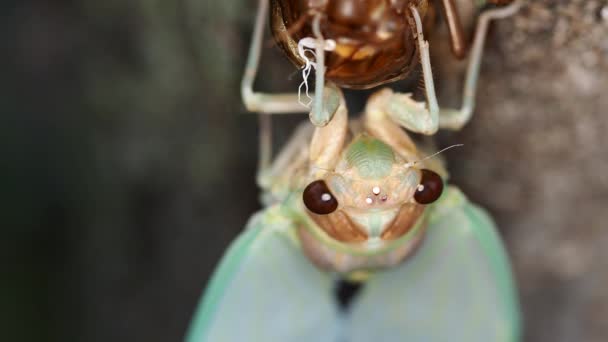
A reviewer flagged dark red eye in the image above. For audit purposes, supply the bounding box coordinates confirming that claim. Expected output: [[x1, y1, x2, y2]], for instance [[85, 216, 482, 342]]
[[303, 180, 338, 215], [414, 169, 443, 204]]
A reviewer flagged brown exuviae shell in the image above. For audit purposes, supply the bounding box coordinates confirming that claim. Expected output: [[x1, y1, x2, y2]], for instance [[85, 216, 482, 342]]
[[270, 0, 432, 89]]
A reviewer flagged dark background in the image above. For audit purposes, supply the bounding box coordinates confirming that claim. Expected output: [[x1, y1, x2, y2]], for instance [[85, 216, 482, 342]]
[[3, 1, 608, 341]]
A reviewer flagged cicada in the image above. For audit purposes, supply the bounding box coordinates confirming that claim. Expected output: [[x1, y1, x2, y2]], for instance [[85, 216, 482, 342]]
[[242, 0, 521, 132], [186, 86, 520, 341]]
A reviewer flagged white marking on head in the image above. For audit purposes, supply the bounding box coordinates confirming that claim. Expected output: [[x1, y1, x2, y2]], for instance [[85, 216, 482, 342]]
[[365, 197, 373, 205], [372, 186, 381, 195]]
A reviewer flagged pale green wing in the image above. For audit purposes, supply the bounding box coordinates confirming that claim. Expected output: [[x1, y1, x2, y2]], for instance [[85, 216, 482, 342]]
[[185, 206, 342, 342], [348, 187, 521, 342]]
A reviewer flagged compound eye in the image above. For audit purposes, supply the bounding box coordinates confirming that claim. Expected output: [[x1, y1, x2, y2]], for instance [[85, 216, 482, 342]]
[[414, 169, 443, 205], [303, 180, 338, 215]]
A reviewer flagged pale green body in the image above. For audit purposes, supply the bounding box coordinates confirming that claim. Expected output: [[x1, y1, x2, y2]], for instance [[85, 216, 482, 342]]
[[186, 187, 520, 342], [187, 83, 521, 341]]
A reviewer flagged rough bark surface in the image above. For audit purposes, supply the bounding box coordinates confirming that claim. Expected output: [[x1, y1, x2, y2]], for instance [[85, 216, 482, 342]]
[[445, 2, 608, 341]]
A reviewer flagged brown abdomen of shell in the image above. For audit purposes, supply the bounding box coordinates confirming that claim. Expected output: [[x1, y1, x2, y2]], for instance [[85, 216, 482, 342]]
[[271, 0, 420, 89]]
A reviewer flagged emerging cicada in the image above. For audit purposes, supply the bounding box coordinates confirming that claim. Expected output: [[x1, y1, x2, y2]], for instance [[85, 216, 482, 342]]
[[186, 1, 523, 341], [187, 86, 520, 342]]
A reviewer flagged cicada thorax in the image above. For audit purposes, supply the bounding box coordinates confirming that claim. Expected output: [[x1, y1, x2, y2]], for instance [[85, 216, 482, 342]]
[[271, 0, 434, 89]]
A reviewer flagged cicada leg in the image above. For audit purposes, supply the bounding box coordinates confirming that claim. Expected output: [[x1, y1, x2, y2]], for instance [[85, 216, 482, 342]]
[[185, 207, 343, 342], [347, 187, 521, 342], [241, 0, 301, 114], [439, 0, 517, 58], [377, 5, 440, 136], [255, 84, 341, 196], [259, 84, 346, 204], [242, 0, 337, 126], [382, 1, 521, 134], [363, 89, 421, 162], [244, 0, 343, 191], [439, 0, 467, 59], [438, 0, 523, 130], [363, 90, 450, 178]]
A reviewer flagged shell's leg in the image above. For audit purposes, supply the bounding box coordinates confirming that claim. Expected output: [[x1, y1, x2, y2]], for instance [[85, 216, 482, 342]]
[[256, 84, 341, 197], [347, 187, 521, 342], [439, 0, 467, 59], [438, 0, 522, 130], [186, 207, 343, 342], [439, 0, 516, 58], [241, 0, 335, 126]]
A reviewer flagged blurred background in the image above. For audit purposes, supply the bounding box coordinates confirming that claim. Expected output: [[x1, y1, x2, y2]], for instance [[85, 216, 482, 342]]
[[3, 0, 608, 341]]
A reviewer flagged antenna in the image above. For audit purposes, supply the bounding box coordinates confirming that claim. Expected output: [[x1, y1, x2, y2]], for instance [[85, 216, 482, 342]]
[[404, 144, 464, 168]]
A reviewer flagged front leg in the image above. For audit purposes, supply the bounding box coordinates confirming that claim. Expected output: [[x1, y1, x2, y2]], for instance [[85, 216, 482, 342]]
[[385, 2, 521, 134], [241, 0, 303, 114], [383, 5, 440, 136], [242, 0, 337, 127], [258, 84, 342, 198], [438, 0, 522, 130], [364, 88, 421, 162], [308, 85, 348, 175]]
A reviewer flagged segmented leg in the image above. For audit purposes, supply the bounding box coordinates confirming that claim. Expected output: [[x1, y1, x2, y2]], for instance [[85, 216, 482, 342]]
[[308, 85, 348, 175], [440, 0, 467, 59], [241, 0, 302, 114], [245, 0, 343, 188], [242, 0, 335, 127], [363, 88, 420, 162], [256, 84, 342, 198], [438, 0, 522, 130], [258, 83, 344, 207], [382, 6, 440, 135], [384, 1, 521, 134], [309, 13, 333, 127]]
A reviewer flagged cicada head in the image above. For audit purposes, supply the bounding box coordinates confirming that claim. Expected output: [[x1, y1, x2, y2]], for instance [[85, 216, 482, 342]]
[[299, 134, 444, 272]]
